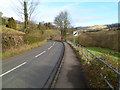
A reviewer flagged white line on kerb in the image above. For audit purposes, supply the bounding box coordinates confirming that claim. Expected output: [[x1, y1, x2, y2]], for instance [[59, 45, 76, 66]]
[[0, 62, 26, 77], [35, 51, 46, 58]]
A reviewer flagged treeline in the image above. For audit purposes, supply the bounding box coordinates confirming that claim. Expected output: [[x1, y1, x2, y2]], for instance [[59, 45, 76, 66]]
[[107, 23, 120, 28], [1, 11, 55, 33], [1, 17, 55, 35], [23, 21, 55, 34], [37, 22, 55, 34]]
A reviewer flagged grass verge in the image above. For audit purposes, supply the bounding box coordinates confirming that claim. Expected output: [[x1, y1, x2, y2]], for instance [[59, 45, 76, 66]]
[[85, 47, 119, 70], [2, 40, 47, 60], [86, 47, 120, 58], [67, 41, 119, 89]]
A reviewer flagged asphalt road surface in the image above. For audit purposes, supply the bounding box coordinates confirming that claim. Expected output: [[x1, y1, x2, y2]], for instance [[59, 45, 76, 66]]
[[2, 40, 64, 88]]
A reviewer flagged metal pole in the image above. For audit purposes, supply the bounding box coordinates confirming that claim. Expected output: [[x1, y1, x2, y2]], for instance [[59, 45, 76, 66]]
[[74, 36, 75, 45], [118, 75, 120, 90]]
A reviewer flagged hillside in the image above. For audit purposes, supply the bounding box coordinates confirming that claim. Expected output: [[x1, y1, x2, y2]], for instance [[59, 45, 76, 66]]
[[86, 25, 107, 30], [107, 23, 119, 28], [75, 23, 119, 31], [75, 25, 107, 30], [2, 26, 25, 34]]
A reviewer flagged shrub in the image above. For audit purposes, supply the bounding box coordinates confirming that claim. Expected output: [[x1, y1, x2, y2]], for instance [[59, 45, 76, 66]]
[[78, 31, 119, 51], [6, 17, 16, 29], [24, 35, 45, 44], [2, 18, 7, 25]]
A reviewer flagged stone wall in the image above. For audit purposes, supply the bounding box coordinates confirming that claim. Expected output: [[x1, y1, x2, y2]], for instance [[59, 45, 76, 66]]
[[2, 34, 25, 52]]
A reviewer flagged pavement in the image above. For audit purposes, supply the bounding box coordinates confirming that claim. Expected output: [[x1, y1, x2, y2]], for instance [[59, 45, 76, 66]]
[[54, 42, 88, 88], [2, 40, 64, 88]]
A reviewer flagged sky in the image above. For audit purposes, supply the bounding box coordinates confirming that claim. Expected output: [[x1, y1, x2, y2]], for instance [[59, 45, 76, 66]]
[[0, 0, 119, 27]]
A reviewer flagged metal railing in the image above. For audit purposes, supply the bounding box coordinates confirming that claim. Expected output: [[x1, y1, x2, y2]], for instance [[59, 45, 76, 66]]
[[67, 41, 120, 90]]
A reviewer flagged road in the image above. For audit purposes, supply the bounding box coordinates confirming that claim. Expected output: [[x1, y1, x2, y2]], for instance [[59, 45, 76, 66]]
[[2, 40, 64, 88]]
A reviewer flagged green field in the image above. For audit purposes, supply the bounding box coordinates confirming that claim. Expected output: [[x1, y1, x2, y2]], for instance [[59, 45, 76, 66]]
[[45, 29, 60, 35], [86, 47, 120, 58], [84, 47, 119, 71]]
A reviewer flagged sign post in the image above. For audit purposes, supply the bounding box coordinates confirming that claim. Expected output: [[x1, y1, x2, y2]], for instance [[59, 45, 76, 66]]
[[73, 31, 78, 45]]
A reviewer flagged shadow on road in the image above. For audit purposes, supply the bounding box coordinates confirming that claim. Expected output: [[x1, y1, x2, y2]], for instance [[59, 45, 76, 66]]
[[67, 63, 89, 88]]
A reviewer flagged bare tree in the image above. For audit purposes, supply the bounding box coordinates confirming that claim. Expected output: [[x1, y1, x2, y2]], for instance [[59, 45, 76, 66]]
[[0, 12, 3, 17], [24, 0, 28, 31], [0, 12, 3, 25], [38, 22, 46, 35], [54, 11, 70, 41], [14, 0, 39, 32]]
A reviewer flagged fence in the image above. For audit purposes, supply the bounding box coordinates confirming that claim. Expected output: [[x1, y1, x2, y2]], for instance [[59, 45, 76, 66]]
[[67, 41, 120, 89]]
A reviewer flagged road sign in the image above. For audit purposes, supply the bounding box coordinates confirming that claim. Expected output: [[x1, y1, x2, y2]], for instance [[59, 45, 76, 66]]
[[73, 31, 78, 36]]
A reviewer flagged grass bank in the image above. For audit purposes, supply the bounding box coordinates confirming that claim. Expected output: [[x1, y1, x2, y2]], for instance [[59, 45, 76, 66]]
[[67, 41, 119, 89], [27, 29, 61, 40], [2, 26, 25, 34], [2, 40, 47, 60], [86, 47, 120, 58], [86, 47, 119, 70]]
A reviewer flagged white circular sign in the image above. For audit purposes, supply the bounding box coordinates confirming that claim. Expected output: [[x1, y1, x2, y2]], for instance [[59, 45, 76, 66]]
[[73, 31, 78, 36]]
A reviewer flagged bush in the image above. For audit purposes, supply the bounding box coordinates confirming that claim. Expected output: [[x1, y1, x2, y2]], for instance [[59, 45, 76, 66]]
[[6, 17, 16, 29], [78, 31, 119, 51], [24, 35, 44, 44], [2, 18, 7, 25]]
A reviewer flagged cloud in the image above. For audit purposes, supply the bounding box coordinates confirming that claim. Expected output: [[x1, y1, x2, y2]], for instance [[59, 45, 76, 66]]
[[73, 14, 117, 22], [34, 3, 79, 23], [39, 0, 118, 2], [0, 0, 23, 21], [72, 14, 117, 27], [34, 2, 98, 23], [0, 0, 118, 26]]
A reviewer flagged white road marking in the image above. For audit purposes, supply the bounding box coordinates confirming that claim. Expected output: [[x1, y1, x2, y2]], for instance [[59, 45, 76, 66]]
[[35, 51, 46, 58], [48, 42, 55, 50], [0, 42, 56, 77], [0, 62, 26, 77], [35, 42, 55, 57], [48, 46, 53, 50], [53, 42, 55, 46]]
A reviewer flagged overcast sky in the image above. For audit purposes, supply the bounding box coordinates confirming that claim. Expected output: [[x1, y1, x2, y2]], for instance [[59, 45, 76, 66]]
[[0, 0, 119, 27]]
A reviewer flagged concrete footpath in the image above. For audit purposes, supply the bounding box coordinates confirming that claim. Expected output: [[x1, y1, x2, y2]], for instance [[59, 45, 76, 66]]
[[54, 43, 88, 88]]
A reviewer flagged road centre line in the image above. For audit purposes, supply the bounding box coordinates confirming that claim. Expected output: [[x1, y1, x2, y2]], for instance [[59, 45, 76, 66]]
[[53, 42, 55, 46], [48, 42, 55, 50], [35, 51, 46, 58], [48, 46, 53, 50], [0, 42, 56, 78], [35, 42, 55, 57], [0, 62, 26, 77]]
